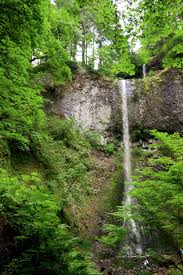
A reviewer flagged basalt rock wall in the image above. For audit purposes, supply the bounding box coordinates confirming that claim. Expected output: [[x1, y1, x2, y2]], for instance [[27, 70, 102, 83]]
[[50, 73, 122, 137], [129, 69, 183, 133], [49, 69, 183, 137]]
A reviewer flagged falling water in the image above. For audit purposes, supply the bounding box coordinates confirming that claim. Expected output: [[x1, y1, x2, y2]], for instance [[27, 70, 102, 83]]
[[120, 80, 131, 185], [119, 79, 143, 255], [143, 64, 146, 78]]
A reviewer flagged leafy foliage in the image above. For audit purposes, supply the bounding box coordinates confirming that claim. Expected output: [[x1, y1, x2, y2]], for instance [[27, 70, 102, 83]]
[[0, 116, 104, 273], [0, 1, 49, 149], [92, 0, 135, 76], [54, 0, 135, 76], [31, 117, 92, 211], [1, 0, 182, 273], [0, 0, 135, 153], [100, 223, 127, 248], [0, 170, 97, 274], [126, 0, 183, 70], [131, 131, 183, 245]]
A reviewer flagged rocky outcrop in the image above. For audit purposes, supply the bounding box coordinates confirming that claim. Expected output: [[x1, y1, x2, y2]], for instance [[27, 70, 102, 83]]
[[129, 69, 183, 133], [49, 69, 183, 137], [50, 73, 122, 137]]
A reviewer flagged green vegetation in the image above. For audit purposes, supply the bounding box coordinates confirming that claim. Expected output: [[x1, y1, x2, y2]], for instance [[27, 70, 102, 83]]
[[0, 0, 48, 150], [101, 131, 183, 255], [100, 222, 127, 248], [125, 0, 183, 74], [0, 112, 120, 273], [131, 126, 151, 142], [131, 131, 183, 245], [0, 0, 134, 153], [0, 116, 100, 273], [0, 0, 183, 273], [0, 170, 97, 275], [135, 0, 183, 68]]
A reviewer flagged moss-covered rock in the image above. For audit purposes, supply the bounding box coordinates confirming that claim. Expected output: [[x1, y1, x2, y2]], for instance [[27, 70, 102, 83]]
[[129, 69, 183, 134]]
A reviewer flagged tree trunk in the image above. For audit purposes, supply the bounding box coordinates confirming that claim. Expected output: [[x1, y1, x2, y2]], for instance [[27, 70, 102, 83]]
[[98, 40, 102, 66], [85, 42, 88, 65], [81, 21, 86, 66], [92, 37, 95, 69], [71, 41, 77, 61]]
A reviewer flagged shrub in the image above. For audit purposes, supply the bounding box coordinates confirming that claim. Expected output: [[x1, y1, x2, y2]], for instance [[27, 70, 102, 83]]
[[104, 142, 118, 155], [0, 169, 97, 274], [131, 131, 183, 244], [47, 116, 91, 151]]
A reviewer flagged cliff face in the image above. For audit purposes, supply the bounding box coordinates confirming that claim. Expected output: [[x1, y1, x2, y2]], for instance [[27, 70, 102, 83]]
[[129, 69, 183, 133], [50, 69, 183, 136], [52, 73, 122, 137]]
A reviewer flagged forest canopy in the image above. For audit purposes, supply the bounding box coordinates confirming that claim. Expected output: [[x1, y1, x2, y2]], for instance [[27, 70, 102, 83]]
[[126, 0, 183, 70]]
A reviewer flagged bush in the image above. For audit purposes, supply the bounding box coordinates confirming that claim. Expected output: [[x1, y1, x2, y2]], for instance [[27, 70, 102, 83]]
[[131, 127, 151, 142], [132, 147, 144, 158], [131, 131, 183, 244], [103, 142, 118, 155], [100, 223, 127, 248], [84, 131, 103, 149], [0, 169, 97, 274], [47, 116, 91, 151], [29, 117, 92, 212]]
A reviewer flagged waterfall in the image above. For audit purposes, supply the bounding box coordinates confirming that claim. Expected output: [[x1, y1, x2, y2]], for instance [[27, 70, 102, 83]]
[[143, 64, 146, 78], [119, 79, 143, 255], [120, 80, 131, 185]]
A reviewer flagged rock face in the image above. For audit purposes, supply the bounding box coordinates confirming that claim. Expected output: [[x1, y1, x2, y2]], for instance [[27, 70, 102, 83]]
[[50, 69, 183, 137], [51, 73, 122, 137], [129, 69, 183, 133]]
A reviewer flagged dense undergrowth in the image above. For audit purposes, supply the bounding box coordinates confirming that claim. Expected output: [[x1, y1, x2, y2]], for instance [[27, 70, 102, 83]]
[[132, 131, 183, 247], [1, 116, 183, 274], [0, 115, 121, 274], [0, 171, 97, 275], [0, 118, 88, 274], [100, 131, 183, 257], [94, 131, 183, 275]]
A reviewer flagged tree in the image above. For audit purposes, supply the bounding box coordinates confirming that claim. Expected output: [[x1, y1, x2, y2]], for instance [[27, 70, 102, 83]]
[[126, 0, 183, 69], [79, 0, 135, 75], [57, 0, 135, 75], [0, 0, 50, 150]]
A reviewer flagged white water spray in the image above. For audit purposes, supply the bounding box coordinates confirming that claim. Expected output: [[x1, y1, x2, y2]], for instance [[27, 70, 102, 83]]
[[120, 79, 143, 255], [143, 64, 146, 78]]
